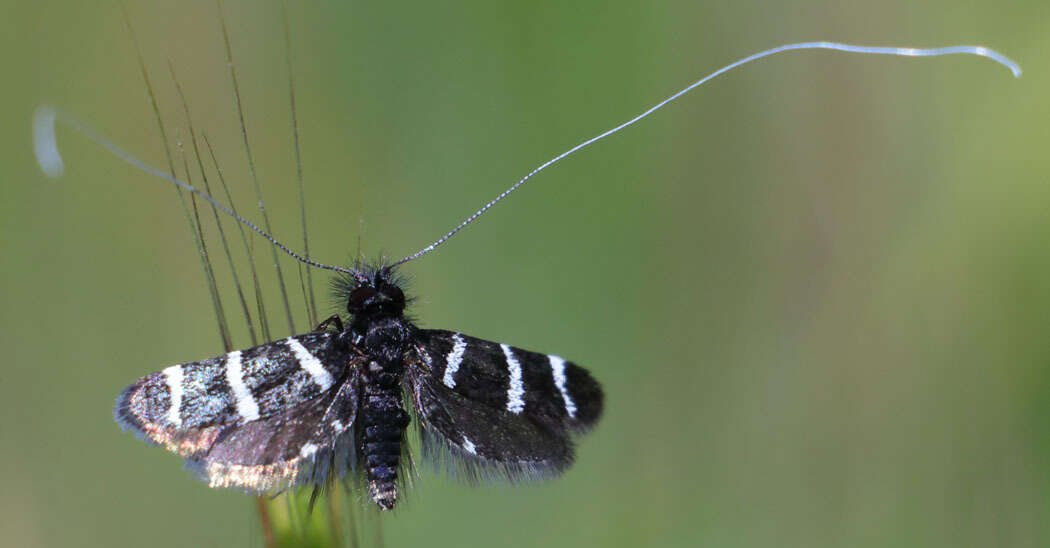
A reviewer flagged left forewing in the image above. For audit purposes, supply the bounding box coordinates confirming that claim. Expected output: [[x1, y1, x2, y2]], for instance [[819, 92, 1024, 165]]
[[114, 332, 357, 493], [114, 332, 344, 456]]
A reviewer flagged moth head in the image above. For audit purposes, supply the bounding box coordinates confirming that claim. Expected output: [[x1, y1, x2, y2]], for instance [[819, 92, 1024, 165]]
[[346, 272, 406, 318]]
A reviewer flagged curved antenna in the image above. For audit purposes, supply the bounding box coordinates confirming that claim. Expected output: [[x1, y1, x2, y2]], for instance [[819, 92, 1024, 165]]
[[32, 105, 357, 275], [392, 41, 1021, 267]]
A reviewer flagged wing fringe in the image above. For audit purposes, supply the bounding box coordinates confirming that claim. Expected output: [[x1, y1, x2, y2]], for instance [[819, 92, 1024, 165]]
[[415, 419, 573, 485], [184, 428, 358, 496]]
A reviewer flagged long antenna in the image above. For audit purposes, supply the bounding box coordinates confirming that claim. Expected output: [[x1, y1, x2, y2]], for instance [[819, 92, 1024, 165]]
[[391, 41, 1020, 267], [33, 106, 357, 275], [35, 42, 1019, 275]]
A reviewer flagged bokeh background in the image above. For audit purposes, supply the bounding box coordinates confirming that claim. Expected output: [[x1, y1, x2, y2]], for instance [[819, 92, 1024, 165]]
[[2, 1, 1047, 546]]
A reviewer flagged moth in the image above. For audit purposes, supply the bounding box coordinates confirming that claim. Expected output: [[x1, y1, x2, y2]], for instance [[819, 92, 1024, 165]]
[[34, 37, 1015, 511], [115, 264, 602, 510]]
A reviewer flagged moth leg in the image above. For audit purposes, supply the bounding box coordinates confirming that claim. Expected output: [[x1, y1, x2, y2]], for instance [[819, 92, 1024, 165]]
[[315, 314, 344, 333]]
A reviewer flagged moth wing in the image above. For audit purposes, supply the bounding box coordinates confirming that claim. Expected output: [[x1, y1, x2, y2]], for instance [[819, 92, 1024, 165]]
[[414, 330, 603, 431], [407, 369, 574, 482], [408, 330, 604, 482], [114, 331, 346, 457], [191, 369, 361, 494]]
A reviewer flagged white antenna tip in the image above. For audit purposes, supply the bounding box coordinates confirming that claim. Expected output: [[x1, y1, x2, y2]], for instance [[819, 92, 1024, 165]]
[[33, 106, 64, 178]]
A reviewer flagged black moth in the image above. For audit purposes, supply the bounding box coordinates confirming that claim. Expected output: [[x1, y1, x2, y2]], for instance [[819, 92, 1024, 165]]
[[115, 264, 603, 510], [63, 37, 1002, 514]]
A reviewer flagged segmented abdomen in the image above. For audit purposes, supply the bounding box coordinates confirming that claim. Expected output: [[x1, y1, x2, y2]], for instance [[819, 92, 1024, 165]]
[[360, 364, 409, 510]]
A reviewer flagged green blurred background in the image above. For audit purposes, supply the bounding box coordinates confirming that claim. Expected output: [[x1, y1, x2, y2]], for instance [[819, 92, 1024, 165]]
[[2, 1, 1047, 546]]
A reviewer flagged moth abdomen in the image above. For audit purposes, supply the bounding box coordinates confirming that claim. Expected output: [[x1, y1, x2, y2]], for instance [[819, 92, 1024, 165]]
[[360, 391, 410, 510], [357, 345, 412, 510]]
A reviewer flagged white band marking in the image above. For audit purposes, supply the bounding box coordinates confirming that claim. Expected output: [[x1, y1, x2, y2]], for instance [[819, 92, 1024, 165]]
[[299, 443, 319, 458], [225, 351, 259, 421], [549, 355, 578, 419], [286, 337, 334, 391], [162, 365, 184, 427], [462, 436, 477, 455], [443, 333, 467, 389], [501, 344, 525, 414]]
